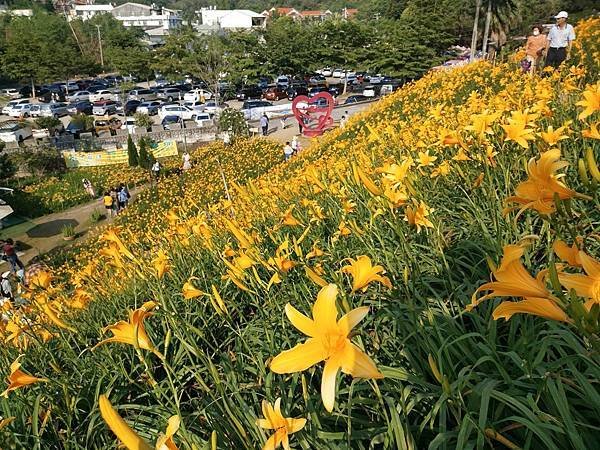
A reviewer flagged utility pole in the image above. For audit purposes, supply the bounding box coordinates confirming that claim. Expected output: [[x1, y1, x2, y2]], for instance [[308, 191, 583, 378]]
[[96, 25, 104, 69]]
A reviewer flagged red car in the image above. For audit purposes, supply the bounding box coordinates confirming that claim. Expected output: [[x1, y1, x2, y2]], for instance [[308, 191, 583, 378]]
[[263, 86, 287, 101]]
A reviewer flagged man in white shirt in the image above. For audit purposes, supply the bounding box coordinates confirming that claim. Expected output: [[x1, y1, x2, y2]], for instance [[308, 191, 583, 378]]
[[283, 142, 294, 161], [545, 11, 576, 69]]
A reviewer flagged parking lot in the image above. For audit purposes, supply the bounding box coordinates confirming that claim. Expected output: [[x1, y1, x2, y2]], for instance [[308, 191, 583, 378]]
[[0, 73, 389, 147]]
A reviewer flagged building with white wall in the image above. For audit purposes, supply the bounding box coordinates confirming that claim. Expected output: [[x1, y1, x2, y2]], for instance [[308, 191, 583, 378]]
[[71, 4, 114, 21], [112, 3, 182, 31], [198, 7, 265, 30]]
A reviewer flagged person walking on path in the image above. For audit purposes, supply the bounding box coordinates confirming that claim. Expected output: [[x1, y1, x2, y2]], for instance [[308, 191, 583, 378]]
[[151, 161, 161, 182], [525, 25, 546, 74], [545, 11, 575, 69], [260, 114, 269, 136], [291, 136, 299, 155], [2, 239, 25, 275], [280, 116, 286, 131], [103, 191, 115, 218], [117, 186, 129, 213]]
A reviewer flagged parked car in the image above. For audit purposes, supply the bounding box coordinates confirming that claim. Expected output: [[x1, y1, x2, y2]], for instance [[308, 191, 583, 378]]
[[287, 84, 309, 100], [2, 99, 30, 115], [276, 75, 290, 88], [183, 89, 212, 103], [1, 88, 21, 99], [308, 86, 329, 97], [183, 101, 205, 112], [263, 86, 287, 101], [241, 100, 273, 110], [321, 68, 333, 77], [67, 101, 93, 115], [344, 95, 368, 104], [128, 89, 158, 102], [156, 87, 182, 102], [89, 90, 115, 102], [60, 82, 80, 93], [203, 100, 227, 114], [123, 100, 142, 116], [332, 69, 345, 78], [92, 100, 118, 116], [362, 85, 377, 97], [18, 85, 41, 98], [95, 117, 122, 135], [32, 122, 64, 140], [66, 119, 96, 138], [161, 115, 182, 130], [7, 103, 32, 118], [328, 85, 342, 97], [120, 117, 136, 133], [158, 104, 196, 120], [29, 104, 42, 117], [0, 121, 32, 143], [68, 91, 91, 103], [308, 75, 327, 87], [39, 102, 69, 118], [194, 112, 214, 128], [236, 86, 263, 101], [136, 101, 162, 116], [368, 75, 383, 84], [154, 78, 168, 88]]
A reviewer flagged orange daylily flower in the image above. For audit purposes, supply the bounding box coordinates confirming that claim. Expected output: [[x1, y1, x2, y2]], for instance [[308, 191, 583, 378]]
[[182, 279, 204, 299], [341, 255, 392, 292], [270, 284, 383, 412], [1, 357, 48, 397], [504, 149, 582, 216], [256, 398, 306, 450], [153, 249, 170, 278], [558, 251, 600, 310], [553, 239, 583, 267], [94, 301, 161, 356], [582, 122, 600, 139], [405, 200, 434, 232], [576, 82, 600, 120]]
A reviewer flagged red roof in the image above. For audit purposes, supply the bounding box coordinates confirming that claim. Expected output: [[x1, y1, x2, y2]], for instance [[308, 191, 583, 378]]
[[301, 10, 328, 16]]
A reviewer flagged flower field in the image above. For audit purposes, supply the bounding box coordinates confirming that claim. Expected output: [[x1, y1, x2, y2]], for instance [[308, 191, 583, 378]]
[[7, 164, 160, 218], [1, 18, 599, 449]]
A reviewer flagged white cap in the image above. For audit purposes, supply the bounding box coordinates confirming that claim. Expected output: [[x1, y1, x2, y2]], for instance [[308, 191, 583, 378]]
[[555, 11, 568, 19], [1, 271, 10, 279]]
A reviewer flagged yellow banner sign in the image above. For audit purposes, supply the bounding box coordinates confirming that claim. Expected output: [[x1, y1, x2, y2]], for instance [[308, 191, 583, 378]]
[[62, 141, 178, 168]]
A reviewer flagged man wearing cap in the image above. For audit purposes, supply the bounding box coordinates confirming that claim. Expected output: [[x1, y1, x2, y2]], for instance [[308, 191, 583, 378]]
[[545, 11, 576, 69]]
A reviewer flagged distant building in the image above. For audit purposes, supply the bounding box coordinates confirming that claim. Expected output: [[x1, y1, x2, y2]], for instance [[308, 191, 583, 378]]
[[112, 3, 182, 31], [300, 10, 332, 21], [71, 4, 114, 21], [262, 6, 357, 22], [261, 7, 302, 20], [198, 7, 266, 30], [0, 7, 34, 16]]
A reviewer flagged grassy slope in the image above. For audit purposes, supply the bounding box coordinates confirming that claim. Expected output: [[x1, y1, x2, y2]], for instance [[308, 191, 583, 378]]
[[0, 18, 599, 449]]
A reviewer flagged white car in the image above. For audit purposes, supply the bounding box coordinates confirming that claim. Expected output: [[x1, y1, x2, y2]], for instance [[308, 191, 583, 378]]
[[194, 112, 214, 128], [203, 100, 227, 114], [183, 101, 205, 112], [368, 75, 383, 84], [89, 90, 115, 102], [120, 117, 136, 133], [0, 121, 32, 143], [276, 76, 290, 88], [183, 89, 212, 103], [136, 101, 162, 115], [2, 99, 30, 115], [362, 85, 376, 97], [321, 68, 333, 77], [29, 104, 42, 117], [68, 91, 91, 102], [332, 69, 345, 78], [1, 89, 21, 99], [7, 103, 32, 118], [158, 104, 196, 120]]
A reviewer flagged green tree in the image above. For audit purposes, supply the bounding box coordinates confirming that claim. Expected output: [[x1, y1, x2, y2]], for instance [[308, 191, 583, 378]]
[[218, 108, 249, 141], [0, 154, 16, 181], [133, 113, 153, 131], [137, 138, 152, 170], [127, 134, 139, 167]]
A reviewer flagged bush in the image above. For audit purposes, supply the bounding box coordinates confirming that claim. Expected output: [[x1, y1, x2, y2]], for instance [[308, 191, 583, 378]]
[[34, 116, 62, 131], [133, 112, 153, 131], [90, 209, 103, 223], [11, 148, 66, 176], [61, 223, 75, 237], [70, 113, 95, 131], [127, 134, 138, 167], [0, 153, 16, 181], [218, 107, 249, 140]]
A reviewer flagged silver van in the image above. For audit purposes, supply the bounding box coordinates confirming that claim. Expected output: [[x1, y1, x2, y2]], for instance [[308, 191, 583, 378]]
[[128, 89, 158, 102]]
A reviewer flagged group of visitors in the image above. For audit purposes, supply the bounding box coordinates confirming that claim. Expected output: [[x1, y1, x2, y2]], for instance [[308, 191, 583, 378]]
[[283, 135, 302, 161], [523, 10, 575, 74], [103, 184, 131, 217]]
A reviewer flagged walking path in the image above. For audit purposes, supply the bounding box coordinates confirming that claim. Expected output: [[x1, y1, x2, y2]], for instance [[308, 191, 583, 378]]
[[0, 186, 144, 267]]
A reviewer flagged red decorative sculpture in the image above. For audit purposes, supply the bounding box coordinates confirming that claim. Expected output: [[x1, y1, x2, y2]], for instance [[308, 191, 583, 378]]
[[292, 92, 335, 137]]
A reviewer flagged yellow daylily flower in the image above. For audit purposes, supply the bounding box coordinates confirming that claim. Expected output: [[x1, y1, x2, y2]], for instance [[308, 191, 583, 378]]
[[94, 301, 161, 356], [582, 122, 600, 139], [417, 150, 437, 168], [558, 251, 600, 309], [281, 206, 302, 226], [341, 255, 392, 292], [540, 124, 570, 146], [305, 266, 328, 287], [270, 284, 383, 412], [256, 398, 306, 450], [504, 149, 583, 217], [502, 121, 536, 149], [464, 111, 501, 138], [182, 279, 205, 299], [404, 200, 434, 233], [153, 250, 170, 279], [1, 357, 48, 397], [576, 82, 600, 120], [492, 297, 570, 323]]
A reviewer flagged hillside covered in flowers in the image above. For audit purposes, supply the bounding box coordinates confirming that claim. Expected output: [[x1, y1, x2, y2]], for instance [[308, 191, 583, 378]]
[[0, 18, 599, 450]]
